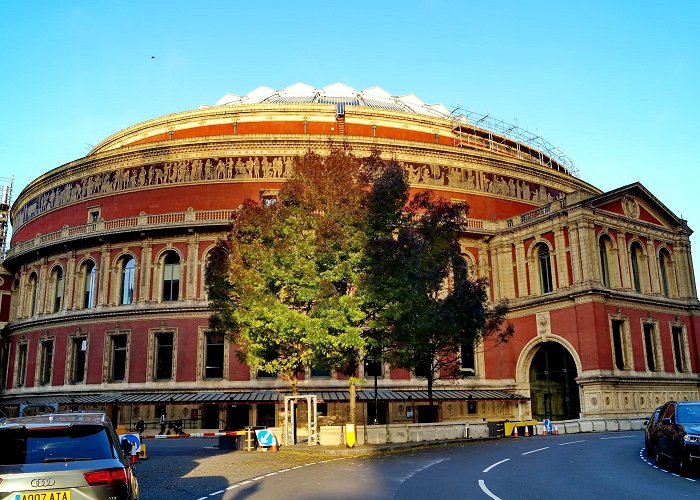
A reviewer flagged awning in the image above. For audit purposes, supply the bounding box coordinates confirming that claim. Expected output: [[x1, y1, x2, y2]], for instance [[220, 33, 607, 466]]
[[0, 389, 527, 407]]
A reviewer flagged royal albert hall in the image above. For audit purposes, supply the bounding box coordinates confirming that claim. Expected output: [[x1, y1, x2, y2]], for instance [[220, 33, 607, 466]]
[[1, 82, 698, 430]]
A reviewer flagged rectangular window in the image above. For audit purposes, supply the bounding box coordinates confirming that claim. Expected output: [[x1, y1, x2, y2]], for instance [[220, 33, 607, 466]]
[[461, 343, 475, 377], [155, 332, 174, 380], [414, 361, 430, 379], [643, 323, 656, 371], [467, 401, 478, 414], [611, 320, 625, 370], [205, 332, 224, 379], [111, 335, 127, 381], [311, 366, 331, 378], [16, 343, 28, 387], [39, 340, 54, 385], [72, 338, 87, 383], [672, 326, 686, 372], [364, 358, 382, 378], [88, 207, 101, 223]]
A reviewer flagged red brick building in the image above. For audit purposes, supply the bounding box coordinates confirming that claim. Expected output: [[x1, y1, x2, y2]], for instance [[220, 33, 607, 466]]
[[1, 83, 698, 428]]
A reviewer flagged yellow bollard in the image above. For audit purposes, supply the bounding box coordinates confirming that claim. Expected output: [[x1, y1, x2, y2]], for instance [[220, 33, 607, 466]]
[[138, 443, 148, 460], [345, 423, 356, 448]]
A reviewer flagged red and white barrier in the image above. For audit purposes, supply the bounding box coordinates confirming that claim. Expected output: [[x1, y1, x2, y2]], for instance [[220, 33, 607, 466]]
[[143, 430, 247, 439]]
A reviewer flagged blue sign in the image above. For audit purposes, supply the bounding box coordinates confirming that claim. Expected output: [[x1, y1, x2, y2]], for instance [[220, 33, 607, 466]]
[[543, 419, 553, 433], [118, 433, 141, 452], [255, 429, 276, 447]]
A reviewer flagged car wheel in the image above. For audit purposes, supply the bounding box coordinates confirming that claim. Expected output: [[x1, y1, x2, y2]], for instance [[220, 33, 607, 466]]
[[679, 454, 693, 477], [655, 449, 665, 467]]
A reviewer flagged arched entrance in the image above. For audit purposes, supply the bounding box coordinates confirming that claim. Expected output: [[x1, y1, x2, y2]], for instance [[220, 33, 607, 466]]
[[529, 342, 580, 420]]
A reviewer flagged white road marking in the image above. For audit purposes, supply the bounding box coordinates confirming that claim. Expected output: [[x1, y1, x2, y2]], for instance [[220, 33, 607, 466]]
[[239, 480, 251, 485], [599, 435, 633, 440], [278, 468, 290, 473], [558, 440, 585, 446], [482, 458, 509, 473], [394, 458, 449, 485], [209, 490, 224, 496], [225, 484, 239, 490], [252, 475, 265, 480], [196, 497, 208, 500], [522, 447, 549, 455], [265, 472, 277, 477], [478, 479, 502, 500], [291, 465, 303, 469]]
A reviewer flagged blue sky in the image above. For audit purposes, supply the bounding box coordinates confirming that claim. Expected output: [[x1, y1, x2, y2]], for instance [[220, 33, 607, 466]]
[[1, 0, 699, 288]]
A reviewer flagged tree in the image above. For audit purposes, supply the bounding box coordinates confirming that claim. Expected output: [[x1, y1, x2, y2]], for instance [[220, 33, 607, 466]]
[[362, 161, 513, 420], [205, 146, 368, 423]]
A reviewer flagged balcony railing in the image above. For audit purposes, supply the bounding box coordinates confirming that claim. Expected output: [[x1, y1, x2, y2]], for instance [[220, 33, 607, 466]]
[[6, 208, 237, 262]]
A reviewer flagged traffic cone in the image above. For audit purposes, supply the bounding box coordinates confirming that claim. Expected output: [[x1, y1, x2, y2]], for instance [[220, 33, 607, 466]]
[[512, 426, 519, 438], [524, 425, 530, 437], [138, 443, 148, 460], [554, 425, 560, 435], [130, 448, 138, 464], [542, 424, 548, 436], [270, 436, 278, 452]]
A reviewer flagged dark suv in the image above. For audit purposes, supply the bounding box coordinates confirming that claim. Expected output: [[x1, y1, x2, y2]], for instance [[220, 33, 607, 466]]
[[650, 401, 700, 475], [0, 412, 139, 499]]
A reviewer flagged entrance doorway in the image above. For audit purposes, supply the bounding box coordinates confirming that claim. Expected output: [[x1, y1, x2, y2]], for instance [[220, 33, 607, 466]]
[[202, 404, 221, 430], [226, 404, 250, 430], [529, 342, 580, 420]]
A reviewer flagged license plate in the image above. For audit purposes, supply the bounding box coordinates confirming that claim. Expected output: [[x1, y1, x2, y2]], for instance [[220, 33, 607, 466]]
[[16, 491, 71, 500]]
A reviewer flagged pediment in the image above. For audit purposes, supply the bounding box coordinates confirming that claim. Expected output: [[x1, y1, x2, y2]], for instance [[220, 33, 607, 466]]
[[590, 183, 689, 233]]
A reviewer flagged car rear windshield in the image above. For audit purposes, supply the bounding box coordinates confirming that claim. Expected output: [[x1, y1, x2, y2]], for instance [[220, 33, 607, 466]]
[[0, 425, 115, 465], [677, 404, 700, 423]]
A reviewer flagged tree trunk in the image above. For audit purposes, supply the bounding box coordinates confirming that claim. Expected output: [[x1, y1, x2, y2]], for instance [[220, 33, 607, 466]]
[[349, 379, 356, 425], [427, 374, 435, 422]]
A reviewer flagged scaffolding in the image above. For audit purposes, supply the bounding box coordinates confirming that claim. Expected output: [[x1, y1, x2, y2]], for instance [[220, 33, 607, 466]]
[[0, 177, 13, 262], [448, 107, 578, 178]]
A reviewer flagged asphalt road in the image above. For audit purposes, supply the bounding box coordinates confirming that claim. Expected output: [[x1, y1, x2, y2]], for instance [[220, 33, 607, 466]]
[[136, 432, 699, 499]]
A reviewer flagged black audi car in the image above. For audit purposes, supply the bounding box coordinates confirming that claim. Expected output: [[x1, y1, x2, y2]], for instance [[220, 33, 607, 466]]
[[650, 401, 700, 475]]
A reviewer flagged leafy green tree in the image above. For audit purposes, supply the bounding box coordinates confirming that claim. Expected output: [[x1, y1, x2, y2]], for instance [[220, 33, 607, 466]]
[[205, 147, 368, 423], [361, 161, 513, 420]]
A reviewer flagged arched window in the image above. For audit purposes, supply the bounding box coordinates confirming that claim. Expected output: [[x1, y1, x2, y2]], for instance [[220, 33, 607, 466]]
[[659, 248, 671, 297], [82, 260, 96, 308], [28, 272, 39, 316], [630, 242, 644, 292], [536, 244, 553, 294], [599, 236, 611, 287], [51, 266, 63, 312], [162, 251, 180, 301], [120, 256, 136, 305], [453, 256, 468, 287]]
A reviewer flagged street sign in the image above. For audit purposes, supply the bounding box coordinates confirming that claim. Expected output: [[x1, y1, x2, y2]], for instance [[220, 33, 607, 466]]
[[255, 428, 276, 447], [543, 419, 553, 433], [118, 433, 141, 452]]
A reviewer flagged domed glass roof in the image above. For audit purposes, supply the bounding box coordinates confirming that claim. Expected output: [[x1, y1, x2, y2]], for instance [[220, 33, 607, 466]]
[[212, 82, 452, 119]]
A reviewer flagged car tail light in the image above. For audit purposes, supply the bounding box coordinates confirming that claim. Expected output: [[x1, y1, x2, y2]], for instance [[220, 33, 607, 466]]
[[84, 468, 128, 485]]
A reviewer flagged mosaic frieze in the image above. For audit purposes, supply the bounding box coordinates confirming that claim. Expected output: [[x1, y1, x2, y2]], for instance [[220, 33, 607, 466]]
[[14, 156, 565, 228]]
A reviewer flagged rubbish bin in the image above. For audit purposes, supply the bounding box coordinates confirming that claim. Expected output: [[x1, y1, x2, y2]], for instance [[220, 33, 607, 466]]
[[218, 433, 238, 450]]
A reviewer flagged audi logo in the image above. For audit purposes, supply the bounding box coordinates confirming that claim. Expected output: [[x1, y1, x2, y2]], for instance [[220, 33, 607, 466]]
[[31, 478, 56, 488]]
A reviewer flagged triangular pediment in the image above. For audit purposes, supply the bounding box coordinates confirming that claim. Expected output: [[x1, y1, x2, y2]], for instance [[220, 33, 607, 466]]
[[590, 183, 690, 233]]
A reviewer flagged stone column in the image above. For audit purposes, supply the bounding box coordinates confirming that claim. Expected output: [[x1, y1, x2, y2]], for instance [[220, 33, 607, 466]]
[[493, 242, 515, 300], [616, 232, 631, 289], [186, 235, 199, 300], [38, 258, 48, 314], [554, 225, 569, 288], [98, 244, 110, 306], [514, 240, 527, 298], [139, 239, 153, 303], [646, 239, 659, 294], [64, 251, 76, 311], [568, 223, 583, 285]]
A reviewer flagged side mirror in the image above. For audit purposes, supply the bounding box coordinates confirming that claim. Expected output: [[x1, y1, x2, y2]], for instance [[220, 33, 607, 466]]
[[662, 417, 672, 425]]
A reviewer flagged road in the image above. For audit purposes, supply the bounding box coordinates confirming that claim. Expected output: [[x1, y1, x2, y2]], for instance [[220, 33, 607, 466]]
[[135, 432, 699, 499]]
